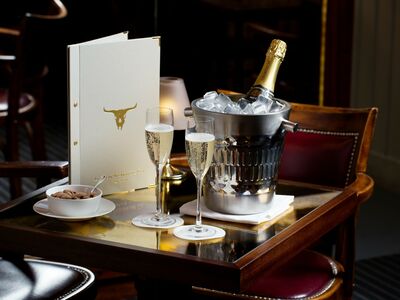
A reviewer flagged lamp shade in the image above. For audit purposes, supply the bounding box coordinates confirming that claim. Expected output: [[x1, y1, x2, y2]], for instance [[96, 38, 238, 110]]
[[160, 77, 190, 130]]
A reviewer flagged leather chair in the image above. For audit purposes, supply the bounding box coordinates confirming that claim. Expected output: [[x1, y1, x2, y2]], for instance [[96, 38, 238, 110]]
[[0, 257, 96, 299], [192, 102, 378, 300], [0, 0, 67, 199]]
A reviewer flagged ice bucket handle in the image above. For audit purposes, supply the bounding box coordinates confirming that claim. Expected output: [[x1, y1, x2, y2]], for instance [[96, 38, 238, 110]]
[[281, 118, 298, 132], [184, 107, 193, 117]]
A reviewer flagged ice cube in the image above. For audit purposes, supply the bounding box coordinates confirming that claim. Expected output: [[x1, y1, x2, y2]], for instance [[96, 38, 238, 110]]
[[196, 97, 215, 111], [203, 91, 219, 100], [251, 95, 274, 114], [241, 104, 254, 114], [251, 100, 267, 114], [237, 98, 250, 110], [196, 90, 285, 115], [214, 93, 231, 112], [224, 102, 241, 114], [269, 100, 285, 112]]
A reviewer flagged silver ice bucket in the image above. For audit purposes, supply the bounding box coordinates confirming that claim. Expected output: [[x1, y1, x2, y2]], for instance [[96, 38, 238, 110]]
[[186, 97, 297, 214]]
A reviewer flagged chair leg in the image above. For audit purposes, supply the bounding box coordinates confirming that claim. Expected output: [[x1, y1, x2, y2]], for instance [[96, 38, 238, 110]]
[[25, 109, 47, 161], [5, 119, 22, 199], [24, 92, 49, 189], [9, 177, 22, 199], [335, 212, 357, 299], [24, 77, 47, 162]]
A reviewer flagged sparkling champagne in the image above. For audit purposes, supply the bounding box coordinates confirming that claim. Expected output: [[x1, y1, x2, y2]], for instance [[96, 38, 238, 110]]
[[185, 132, 215, 178], [245, 39, 287, 103], [145, 123, 174, 166]]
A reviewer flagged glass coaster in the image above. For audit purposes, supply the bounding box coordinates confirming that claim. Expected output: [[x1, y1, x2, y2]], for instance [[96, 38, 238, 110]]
[[132, 214, 184, 229], [173, 224, 226, 241]]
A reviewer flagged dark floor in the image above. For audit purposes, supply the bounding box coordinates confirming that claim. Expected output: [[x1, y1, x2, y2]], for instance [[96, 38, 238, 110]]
[[356, 184, 400, 260], [353, 184, 400, 299]]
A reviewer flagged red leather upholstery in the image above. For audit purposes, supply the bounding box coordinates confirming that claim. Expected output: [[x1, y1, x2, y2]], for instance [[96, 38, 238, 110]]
[[279, 129, 358, 188], [247, 250, 339, 299], [0, 258, 96, 299]]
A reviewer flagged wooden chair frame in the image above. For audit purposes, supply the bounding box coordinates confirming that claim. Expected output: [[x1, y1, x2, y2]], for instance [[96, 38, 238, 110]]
[[0, 0, 67, 198], [279, 102, 378, 299]]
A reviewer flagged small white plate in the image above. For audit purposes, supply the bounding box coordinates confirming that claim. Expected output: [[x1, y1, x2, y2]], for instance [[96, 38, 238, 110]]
[[33, 198, 116, 221]]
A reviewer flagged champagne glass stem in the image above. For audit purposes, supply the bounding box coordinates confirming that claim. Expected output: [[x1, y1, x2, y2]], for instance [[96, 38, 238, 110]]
[[155, 163, 163, 220], [195, 176, 202, 230]]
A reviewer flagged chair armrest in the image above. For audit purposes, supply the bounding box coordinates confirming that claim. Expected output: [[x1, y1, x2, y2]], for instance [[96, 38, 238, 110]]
[[349, 172, 375, 204], [0, 161, 69, 178], [0, 177, 68, 213], [0, 27, 18, 62], [26, 0, 68, 20], [0, 27, 19, 37]]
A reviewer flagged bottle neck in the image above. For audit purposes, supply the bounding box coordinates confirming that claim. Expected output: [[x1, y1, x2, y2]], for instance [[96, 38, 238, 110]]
[[245, 39, 286, 102], [254, 53, 283, 93]]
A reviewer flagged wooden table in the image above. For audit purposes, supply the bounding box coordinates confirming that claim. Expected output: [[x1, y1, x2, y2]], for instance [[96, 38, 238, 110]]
[[0, 171, 370, 299]]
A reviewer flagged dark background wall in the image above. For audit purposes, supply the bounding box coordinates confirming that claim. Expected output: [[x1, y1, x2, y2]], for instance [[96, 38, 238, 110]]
[[31, 0, 322, 123]]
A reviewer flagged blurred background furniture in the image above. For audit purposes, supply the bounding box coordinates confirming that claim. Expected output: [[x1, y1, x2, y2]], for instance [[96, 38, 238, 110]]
[[0, 0, 67, 198], [193, 102, 378, 299]]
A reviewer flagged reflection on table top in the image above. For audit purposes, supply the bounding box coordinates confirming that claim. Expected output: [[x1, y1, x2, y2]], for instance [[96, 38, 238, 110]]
[[0, 173, 340, 264]]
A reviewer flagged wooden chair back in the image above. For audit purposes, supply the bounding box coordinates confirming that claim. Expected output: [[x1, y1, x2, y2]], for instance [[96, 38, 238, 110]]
[[0, 0, 67, 198], [279, 102, 378, 190], [278, 102, 378, 298]]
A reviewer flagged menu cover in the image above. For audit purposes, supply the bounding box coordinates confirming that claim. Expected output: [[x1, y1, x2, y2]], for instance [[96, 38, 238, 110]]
[[68, 32, 160, 194]]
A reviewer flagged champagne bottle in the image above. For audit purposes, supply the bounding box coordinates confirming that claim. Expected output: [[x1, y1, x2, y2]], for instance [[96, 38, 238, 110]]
[[245, 39, 287, 103]]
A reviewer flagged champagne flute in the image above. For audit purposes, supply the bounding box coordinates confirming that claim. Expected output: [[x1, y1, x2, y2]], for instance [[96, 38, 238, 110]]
[[132, 107, 183, 228], [173, 116, 225, 240]]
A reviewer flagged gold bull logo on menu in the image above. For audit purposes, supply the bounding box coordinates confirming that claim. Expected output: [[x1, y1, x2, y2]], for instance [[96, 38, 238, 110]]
[[103, 104, 137, 130]]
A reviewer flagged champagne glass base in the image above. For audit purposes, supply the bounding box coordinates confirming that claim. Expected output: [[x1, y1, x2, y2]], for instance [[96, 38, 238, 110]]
[[132, 213, 184, 229], [173, 224, 225, 241]]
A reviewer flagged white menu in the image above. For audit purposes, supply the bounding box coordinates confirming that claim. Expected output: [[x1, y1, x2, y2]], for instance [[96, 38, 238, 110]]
[[68, 32, 159, 194]]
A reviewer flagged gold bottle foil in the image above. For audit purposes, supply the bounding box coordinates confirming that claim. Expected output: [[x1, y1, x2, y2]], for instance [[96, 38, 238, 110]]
[[253, 39, 287, 93], [268, 39, 287, 61]]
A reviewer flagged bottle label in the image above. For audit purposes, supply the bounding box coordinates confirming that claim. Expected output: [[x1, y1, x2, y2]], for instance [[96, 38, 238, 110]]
[[247, 86, 274, 101]]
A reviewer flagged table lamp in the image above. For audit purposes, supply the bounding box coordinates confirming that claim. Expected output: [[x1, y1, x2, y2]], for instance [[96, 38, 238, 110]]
[[160, 76, 190, 180]]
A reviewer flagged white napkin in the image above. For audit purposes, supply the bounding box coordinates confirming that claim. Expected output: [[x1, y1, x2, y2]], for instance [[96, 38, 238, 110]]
[[179, 194, 294, 225]]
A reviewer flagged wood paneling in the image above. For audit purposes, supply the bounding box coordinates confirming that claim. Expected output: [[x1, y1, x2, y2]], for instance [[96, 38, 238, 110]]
[[388, 2, 400, 158], [351, 0, 400, 194], [323, 0, 354, 107]]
